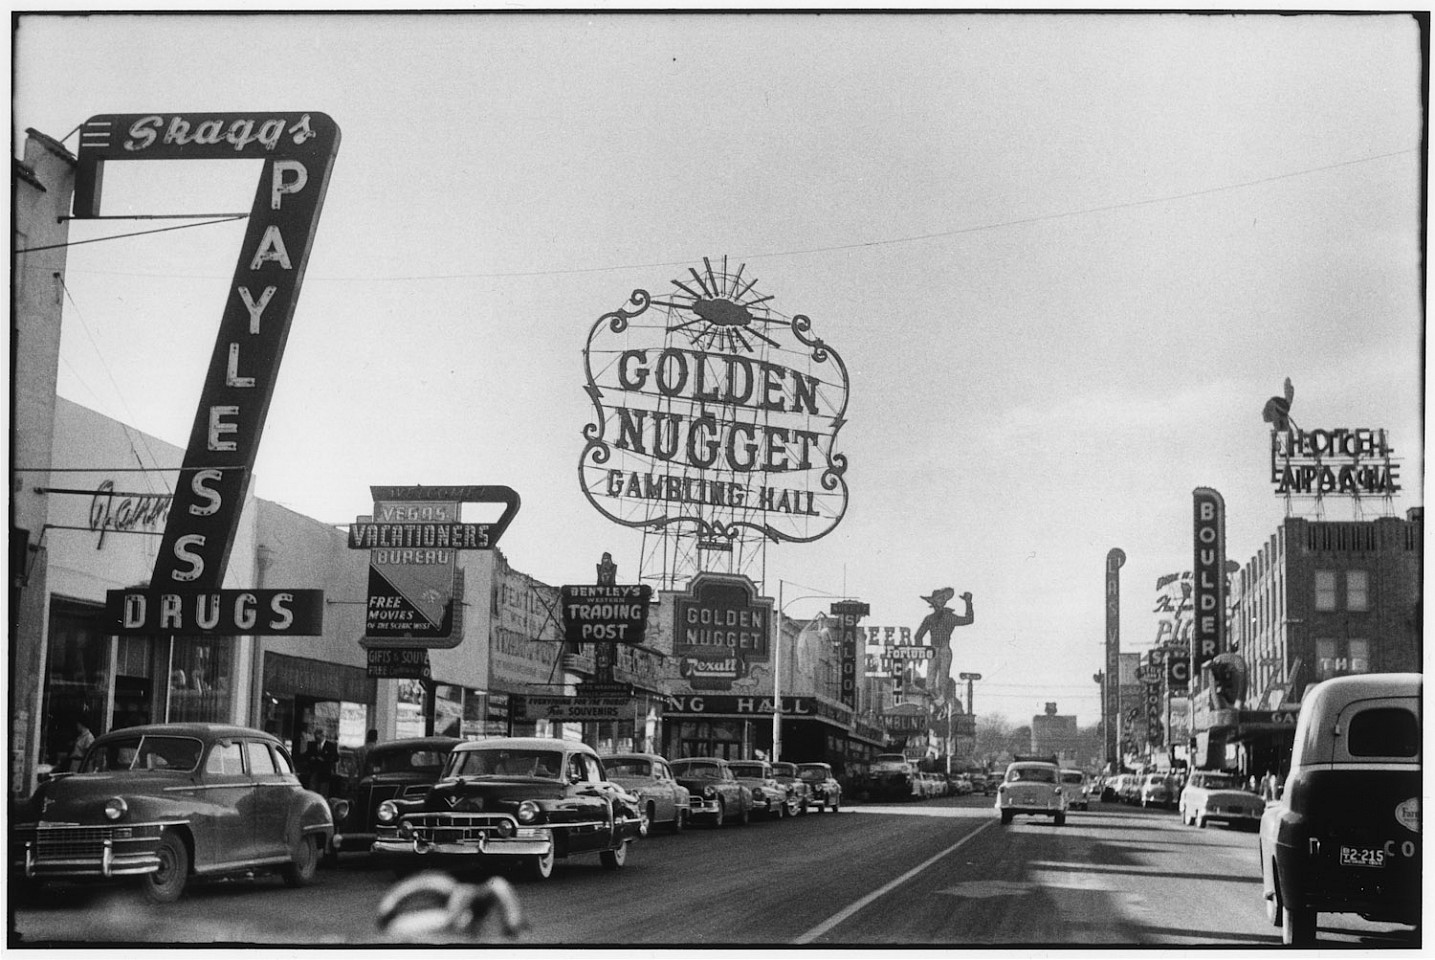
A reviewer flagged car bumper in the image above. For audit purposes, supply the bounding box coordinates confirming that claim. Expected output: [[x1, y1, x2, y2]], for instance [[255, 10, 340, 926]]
[[332, 830, 377, 852], [12, 822, 173, 879], [373, 827, 554, 859]]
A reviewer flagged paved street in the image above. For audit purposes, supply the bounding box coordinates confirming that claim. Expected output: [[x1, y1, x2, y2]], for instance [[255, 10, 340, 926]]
[[11, 795, 1418, 947]]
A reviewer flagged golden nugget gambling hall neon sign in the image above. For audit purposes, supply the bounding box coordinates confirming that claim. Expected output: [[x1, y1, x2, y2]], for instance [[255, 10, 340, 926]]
[[580, 259, 850, 545]]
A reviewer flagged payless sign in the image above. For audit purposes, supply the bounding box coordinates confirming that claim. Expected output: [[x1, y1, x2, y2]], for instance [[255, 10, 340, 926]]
[[89, 112, 339, 635]]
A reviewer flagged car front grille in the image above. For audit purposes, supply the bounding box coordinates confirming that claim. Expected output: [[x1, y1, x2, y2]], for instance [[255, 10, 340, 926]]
[[29, 823, 162, 861], [402, 812, 514, 843]]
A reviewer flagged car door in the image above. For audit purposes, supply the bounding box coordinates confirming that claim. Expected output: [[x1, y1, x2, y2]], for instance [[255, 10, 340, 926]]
[[565, 751, 607, 853], [652, 759, 677, 823], [196, 739, 254, 867], [244, 739, 292, 861]]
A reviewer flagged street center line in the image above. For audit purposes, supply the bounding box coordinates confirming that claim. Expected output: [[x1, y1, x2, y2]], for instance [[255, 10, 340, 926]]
[[793, 818, 997, 944]]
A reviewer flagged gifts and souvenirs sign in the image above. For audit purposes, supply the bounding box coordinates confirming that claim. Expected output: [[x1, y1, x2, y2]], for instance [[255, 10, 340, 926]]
[[579, 258, 850, 547]]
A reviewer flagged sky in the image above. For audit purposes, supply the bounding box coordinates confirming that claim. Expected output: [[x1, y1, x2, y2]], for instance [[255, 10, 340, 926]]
[[12, 11, 1426, 727]]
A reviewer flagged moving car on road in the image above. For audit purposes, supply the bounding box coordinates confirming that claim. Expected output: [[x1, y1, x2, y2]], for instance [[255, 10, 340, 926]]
[[1059, 770, 1090, 811], [1259, 673, 1421, 946], [670, 757, 753, 828], [1178, 770, 1264, 829], [797, 762, 842, 813], [371, 737, 643, 881], [995, 760, 1068, 826], [11, 723, 332, 903], [866, 754, 916, 801], [603, 753, 691, 835], [727, 760, 795, 819], [326, 736, 461, 863]]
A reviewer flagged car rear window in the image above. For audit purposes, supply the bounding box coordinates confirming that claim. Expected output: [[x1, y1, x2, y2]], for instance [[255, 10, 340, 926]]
[[1007, 765, 1057, 783], [1061, 772, 1084, 784], [1347, 707, 1419, 758], [373, 748, 449, 776]]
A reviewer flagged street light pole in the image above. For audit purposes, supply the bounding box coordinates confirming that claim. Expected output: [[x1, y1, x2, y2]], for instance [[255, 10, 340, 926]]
[[774, 580, 783, 763], [958, 672, 982, 773]]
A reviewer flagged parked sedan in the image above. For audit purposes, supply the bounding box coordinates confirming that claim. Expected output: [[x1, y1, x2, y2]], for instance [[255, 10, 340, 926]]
[[670, 757, 753, 827], [796, 762, 842, 813], [603, 753, 692, 834], [11, 723, 332, 903], [326, 736, 461, 862], [1059, 769, 1089, 811], [1260, 673, 1420, 946], [727, 760, 795, 819], [1139, 773, 1175, 809], [371, 737, 642, 881], [1179, 770, 1265, 829], [770, 762, 810, 815]]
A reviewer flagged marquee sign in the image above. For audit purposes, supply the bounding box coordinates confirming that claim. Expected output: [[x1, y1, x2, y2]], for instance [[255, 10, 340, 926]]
[[830, 600, 870, 712], [1104, 548, 1125, 768], [79, 113, 340, 595], [579, 258, 850, 547], [1192, 488, 1227, 673], [107, 588, 324, 636], [671, 572, 772, 691], [1270, 428, 1401, 498]]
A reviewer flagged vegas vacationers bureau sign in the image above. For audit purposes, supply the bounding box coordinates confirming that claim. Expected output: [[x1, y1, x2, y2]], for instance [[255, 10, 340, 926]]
[[350, 485, 521, 651], [97, 112, 340, 636]]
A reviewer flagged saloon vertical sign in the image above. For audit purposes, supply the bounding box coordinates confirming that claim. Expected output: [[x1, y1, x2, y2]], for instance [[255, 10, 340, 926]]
[[1104, 548, 1125, 768], [1191, 488, 1227, 675], [89, 112, 340, 632]]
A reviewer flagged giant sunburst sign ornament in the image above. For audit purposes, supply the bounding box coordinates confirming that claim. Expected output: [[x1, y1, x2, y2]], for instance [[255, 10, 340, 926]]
[[580, 257, 850, 547]]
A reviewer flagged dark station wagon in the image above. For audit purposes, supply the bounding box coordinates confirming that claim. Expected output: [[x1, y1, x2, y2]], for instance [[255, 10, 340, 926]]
[[326, 736, 462, 862], [10, 723, 333, 903], [371, 737, 643, 880]]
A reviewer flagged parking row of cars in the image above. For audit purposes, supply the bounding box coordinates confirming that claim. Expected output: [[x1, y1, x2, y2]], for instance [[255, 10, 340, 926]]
[[10, 725, 847, 900]]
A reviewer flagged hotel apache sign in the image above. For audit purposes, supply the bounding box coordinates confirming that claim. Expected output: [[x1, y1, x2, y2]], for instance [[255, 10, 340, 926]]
[[1270, 427, 1401, 497], [90, 111, 340, 636], [579, 258, 850, 548]]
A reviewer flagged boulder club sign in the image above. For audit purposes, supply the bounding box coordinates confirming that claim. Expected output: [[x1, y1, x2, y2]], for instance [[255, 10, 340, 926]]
[[91, 112, 340, 635]]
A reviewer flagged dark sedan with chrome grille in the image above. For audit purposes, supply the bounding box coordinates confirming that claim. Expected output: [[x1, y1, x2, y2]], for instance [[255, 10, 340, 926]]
[[370, 737, 643, 881], [325, 736, 461, 863], [10, 723, 332, 903]]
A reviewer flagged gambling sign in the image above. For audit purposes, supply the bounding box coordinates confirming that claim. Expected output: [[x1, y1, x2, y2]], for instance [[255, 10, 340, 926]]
[[560, 584, 652, 644], [80, 112, 340, 621], [672, 572, 772, 691]]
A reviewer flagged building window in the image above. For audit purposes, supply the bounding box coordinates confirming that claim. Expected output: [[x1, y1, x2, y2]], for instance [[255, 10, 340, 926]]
[[1315, 638, 1371, 682], [1346, 571, 1370, 612], [1314, 571, 1337, 611]]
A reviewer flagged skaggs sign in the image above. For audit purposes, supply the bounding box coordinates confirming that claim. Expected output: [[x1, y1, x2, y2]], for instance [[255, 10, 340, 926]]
[[580, 258, 850, 546]]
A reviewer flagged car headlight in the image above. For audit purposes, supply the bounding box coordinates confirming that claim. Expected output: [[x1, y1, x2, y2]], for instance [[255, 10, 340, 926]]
[[752, 788, 765, 799], [377, 800, 398, 824], [516, 800, 540, 824], [704, 785, 716, 798], [104, 797, 128, 821], [330, 799, 351, 822]]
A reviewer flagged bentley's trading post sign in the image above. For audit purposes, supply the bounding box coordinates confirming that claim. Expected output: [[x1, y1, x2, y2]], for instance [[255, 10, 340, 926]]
[[579, 258, 850, 550], [560, 584, 653, 645], [354, 485, 520, 649], [91, 112, 340, 634]]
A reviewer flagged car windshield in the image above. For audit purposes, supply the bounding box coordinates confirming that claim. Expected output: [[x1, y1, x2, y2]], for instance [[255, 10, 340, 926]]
[[672, 761, 722, 779], [1061, 772, 1085, 784], [604, 758, 651, 778], [1195, 773, 1248, 791], [771, 763, 797, 777], [81, 735, 203, 773], [727, 763, 765, 778], [371, 747, 449, 777], [445, 748, 564, 780], [797, 765, 829, 781], [1007, 765, 1057, 783]]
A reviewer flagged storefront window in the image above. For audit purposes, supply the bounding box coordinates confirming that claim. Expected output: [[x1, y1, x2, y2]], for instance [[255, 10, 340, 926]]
[[434, 684, 464, 738], [395, 679, 426, 739], [168, 638, 235, 724], [41, 598, 110, 771]]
